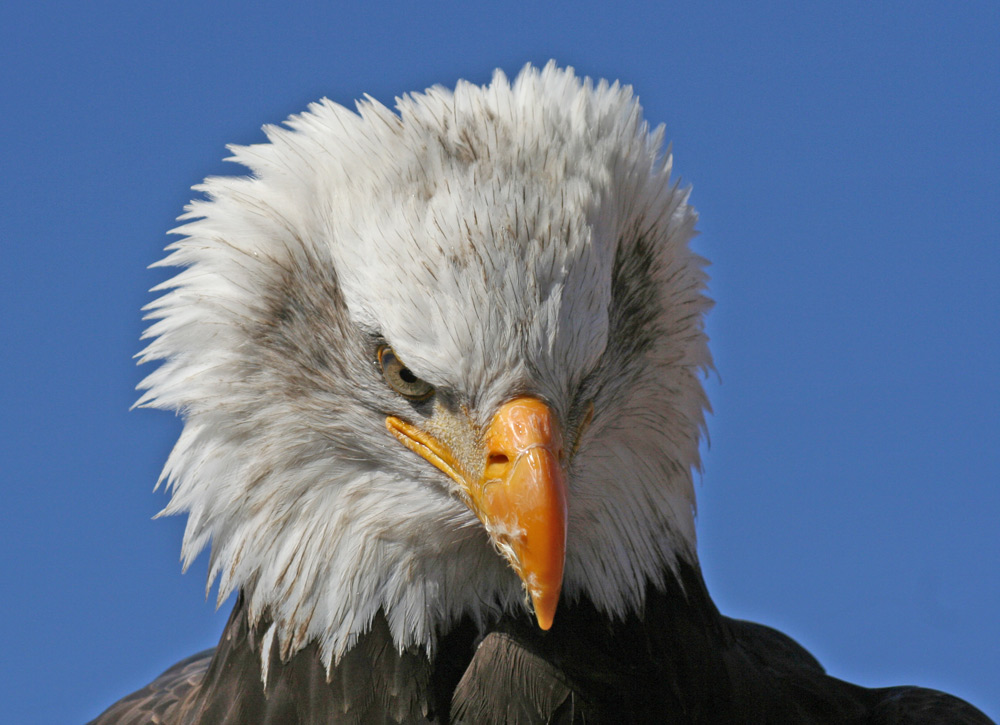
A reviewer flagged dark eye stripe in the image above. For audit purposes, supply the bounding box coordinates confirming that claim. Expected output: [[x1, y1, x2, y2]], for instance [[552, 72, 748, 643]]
[[378, 346, 434, 400]]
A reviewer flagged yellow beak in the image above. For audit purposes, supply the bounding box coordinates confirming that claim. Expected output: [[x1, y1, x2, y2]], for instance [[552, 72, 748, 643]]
[[386, 396, 568, 630]]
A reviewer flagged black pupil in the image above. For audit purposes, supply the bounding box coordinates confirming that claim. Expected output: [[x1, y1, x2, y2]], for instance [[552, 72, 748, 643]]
[[399, 367, 417, 384]]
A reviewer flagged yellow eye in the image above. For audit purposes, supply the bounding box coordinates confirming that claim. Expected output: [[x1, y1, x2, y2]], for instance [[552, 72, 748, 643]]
[[378, 346, 434, 400]]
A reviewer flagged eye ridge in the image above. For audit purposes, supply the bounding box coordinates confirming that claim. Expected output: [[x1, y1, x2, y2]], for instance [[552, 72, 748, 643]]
[[378, 345, 434, 400]]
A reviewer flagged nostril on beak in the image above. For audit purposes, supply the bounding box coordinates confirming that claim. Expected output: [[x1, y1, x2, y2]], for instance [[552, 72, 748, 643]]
[[487, 453, 510, 467], [484, 452, 510, 480]]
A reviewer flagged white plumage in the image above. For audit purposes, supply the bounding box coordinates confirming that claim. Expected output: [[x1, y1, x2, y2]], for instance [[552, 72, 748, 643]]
[[136, 62, 710, 670]]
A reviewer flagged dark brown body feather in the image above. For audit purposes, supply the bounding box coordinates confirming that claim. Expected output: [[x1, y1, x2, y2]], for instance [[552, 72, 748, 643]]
[[91, 563, 992, 724]]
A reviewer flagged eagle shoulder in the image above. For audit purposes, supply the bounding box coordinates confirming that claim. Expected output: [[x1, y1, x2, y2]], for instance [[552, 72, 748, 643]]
[[88, 649, 212, 724]]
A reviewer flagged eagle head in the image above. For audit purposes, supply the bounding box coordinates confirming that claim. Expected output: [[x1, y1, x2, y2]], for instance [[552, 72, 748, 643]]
[[137, 62, 711, 671]]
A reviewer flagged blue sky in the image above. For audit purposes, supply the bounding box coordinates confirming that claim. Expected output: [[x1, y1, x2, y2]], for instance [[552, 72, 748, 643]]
[[2, 2, 997, 722]]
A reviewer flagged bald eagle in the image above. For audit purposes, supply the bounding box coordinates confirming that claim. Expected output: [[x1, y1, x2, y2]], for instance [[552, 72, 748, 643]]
[[92, 63, 991, 724]]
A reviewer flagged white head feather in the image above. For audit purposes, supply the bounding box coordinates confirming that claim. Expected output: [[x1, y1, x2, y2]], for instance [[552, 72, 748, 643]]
[[137, 62, 712, 669]]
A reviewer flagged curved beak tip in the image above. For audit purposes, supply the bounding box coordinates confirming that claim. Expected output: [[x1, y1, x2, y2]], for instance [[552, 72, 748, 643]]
[[531, 591, 558, 630]]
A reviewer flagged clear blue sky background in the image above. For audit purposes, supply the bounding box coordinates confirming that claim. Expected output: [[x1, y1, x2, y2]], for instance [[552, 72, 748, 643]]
[[2, 2, 997, 722]]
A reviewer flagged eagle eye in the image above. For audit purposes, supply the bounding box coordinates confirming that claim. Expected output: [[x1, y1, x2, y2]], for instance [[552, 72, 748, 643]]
[[378, 346, 434, 401]]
